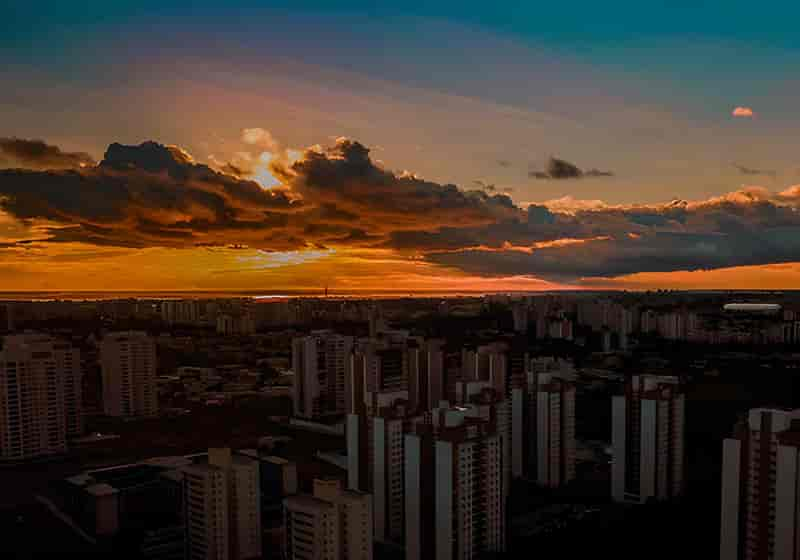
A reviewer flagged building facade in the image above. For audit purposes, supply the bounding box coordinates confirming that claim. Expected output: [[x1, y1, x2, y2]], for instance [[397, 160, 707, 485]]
[[182, 448, 261, 560], [405, 408, 505, 560], [284, 478, 373, 560], [292, 331, 354, 419], [0, 334, 82, 461], [101, 331, 158, 418], [720, 408, 800, 560], [612, 375, 685, 503]]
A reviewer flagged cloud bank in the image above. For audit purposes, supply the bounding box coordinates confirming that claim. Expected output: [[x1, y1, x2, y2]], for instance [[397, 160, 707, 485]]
[[1, 136, 799, 283], [0, 138, 96, 170]]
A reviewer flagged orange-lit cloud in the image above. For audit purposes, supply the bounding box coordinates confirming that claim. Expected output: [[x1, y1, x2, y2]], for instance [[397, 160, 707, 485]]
[[2, 136, 800, 290], [732, 106, 755, 117]]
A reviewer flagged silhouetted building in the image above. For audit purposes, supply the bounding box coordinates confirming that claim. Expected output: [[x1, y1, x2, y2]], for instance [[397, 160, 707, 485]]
[[612, 375, 685, 503], [512, 363, 576, 487], [720, 408, 800, 560], [405, 407, 505, 560], [181, 448, 261, 560], [292, 331, 354, 419], [0, 333, 82, 461], [101, 331, 158, 418]]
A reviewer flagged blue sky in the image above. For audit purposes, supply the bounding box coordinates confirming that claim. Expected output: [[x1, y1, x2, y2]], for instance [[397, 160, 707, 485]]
[[4, 0, 799, 204]]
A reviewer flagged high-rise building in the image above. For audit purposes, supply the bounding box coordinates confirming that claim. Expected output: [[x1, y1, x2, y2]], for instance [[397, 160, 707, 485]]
[[346, 393, 420, 544], [720, 408, 800, 560], [405, 407, 505, 560], [512, 364, 576, 487], [100, 331, 158, 418], [453, 380, 512, 499], [216, 313, 256, 336], [182, 448, 261, 560], [350, 332, 410, 397], [161, 300, 201, 326], [407, 339, 445, 412], [0, 303, 14, 332], [0, 334, 82, 461], [234, 450, 297, 520], [292, 331, 354, 419], [511, 302, 530, 333], [283, 478, 373, 560], [612, 375, 685, 503], [461, 341, 526, 498]]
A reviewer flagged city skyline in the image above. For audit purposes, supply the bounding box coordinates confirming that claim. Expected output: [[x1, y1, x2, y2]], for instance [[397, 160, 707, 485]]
[[3, 2, 800, 291]]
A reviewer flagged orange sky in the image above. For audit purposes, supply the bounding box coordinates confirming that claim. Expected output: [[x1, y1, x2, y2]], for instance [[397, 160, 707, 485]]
[[1, 135, 799, 293], [0, 236, 797, 293]]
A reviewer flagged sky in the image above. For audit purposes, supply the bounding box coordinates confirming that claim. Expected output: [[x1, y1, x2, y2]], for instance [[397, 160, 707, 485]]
[[1, 1, 800, 293]]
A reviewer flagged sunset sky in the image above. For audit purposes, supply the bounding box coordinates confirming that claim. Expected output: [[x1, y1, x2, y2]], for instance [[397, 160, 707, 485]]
[[2, 1, 800, 292]]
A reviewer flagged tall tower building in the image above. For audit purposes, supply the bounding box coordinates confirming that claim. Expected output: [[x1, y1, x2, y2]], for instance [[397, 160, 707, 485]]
[[0, 334, 82, 462], [405, 407, 505, 560], [285, 478, 373, 560], [346, 392, 419, 544], [461, 340, 526, 498], [511, 302, 530, 333], [407, 339, 445, 412], [350, 332, 410, 397], [720, 408, 800, 560], [612, 375, 685, 503], [512, 366, 576, 487], [182, 462, 230, 560], [345, 332, 422, 543], [453, 379, 512, 500], [182, 448, 261, 560], [292, 331, 354, 419], [100, 331, 158, 418]]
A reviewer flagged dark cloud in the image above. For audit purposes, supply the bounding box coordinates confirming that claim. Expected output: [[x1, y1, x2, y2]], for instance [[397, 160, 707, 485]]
[[585, 168, 615, 178], [0, 138, 96, 170], [0, 141, 304, 249], [417, 188, 800, 280], [270, 138, 518, 232], [473, 180, 496, 192], [734, 164, 776, 178], [530, 157, 614, 180], [1, 137, 798, 283], [546, 157, 583, 179], [428, 227, 800, 281], [0, 138, 519, 252]]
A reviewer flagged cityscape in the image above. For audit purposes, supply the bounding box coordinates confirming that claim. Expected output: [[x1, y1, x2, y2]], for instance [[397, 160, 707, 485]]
[[2, 293, 800, 559], [4, 1, 800, 559]]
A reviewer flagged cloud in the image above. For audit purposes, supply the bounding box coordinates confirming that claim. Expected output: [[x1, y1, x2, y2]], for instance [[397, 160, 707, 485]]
[[419, 186, 800, 280], [0, 141, 305, 250], [0, 137, 517, 253], [269, 138, 518, 232], [732, 106, 755, 118], [584, 168, 615, 178], [473, 180, 496, 192], [734, 164, 776, 178], [241, 128, 280, 151], [2, 136, 800, 283], [529, 157, 614, 180], [0, 138, 96, 170]]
